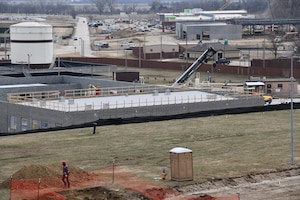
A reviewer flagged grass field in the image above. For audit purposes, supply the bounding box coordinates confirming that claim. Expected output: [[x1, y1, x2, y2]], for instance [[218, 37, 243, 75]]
[[1, 109, 299, 190]]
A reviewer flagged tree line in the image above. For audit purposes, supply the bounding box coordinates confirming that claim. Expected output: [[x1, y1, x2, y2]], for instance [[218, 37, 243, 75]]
[[0, 0, 299, 19]]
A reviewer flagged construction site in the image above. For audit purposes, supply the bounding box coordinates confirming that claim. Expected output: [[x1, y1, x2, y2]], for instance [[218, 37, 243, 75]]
[[1, 110, 300, 200], [0, 42, 263, 133], [1, 1, 300, 198]]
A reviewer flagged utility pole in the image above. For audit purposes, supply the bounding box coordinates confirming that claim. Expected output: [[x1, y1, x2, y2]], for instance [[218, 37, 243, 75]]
[[125, 50, 128, 70], [4, 28, 9, 59], [160, 34, 162, 61], [27, 54, 31, 71], [185, 32, 188, 68], [263, 39, 265, 69], [139, 41, 141, 68], [80, 38, 84, 57], [143, 31, 146, 60], [290, 56, 295, 165]]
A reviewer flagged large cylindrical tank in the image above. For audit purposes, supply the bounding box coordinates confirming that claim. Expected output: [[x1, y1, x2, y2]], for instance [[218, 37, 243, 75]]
[[10, 22, 53, 65]]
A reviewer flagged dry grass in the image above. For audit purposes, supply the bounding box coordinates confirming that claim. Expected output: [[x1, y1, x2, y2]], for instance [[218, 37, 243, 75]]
[[118, 66, 248, 85], [0, 110, 299, 189]]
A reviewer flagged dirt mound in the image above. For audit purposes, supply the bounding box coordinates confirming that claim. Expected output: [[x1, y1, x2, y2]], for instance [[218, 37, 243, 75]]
[[176, 166, 300, 198], [4, 165, 298, 200], [62, 186, 152, 200], [112, 29, 143, 39], [0, 163, 87, 188]]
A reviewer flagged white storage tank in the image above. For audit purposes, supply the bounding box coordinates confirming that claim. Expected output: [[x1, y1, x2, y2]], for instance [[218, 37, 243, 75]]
[[10, 22, 53, 65]]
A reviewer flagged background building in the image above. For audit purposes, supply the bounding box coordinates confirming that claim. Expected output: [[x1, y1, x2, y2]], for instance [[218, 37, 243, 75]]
[[176, 22, 242, 41], [184, 42, 240, 60]]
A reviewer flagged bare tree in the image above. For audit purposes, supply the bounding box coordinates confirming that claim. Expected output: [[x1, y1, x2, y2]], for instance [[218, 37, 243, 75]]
[[92, 0, 106, 15], [240, 0, 268, 14], [293, 40, 300, 56], [106, 0, 116, 15], [269, 0, 300, 18], [149, 0, 168, 13], [268, 38, 279, 59], [129, 0, 138, 13]]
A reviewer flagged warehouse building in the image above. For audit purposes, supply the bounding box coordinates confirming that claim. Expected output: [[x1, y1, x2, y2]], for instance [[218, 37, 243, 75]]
[[176, 22, 242, 41]]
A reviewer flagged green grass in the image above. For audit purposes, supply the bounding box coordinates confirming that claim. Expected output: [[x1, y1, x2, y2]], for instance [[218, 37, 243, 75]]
[[0, 110, 299, 190]]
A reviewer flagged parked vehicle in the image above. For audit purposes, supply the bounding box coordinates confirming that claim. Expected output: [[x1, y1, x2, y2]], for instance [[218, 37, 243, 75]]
[[101, 30, 112, 34], [95, 42, 109, 48], [253, 93, 273, 104], [216, 58, 230, 64], [263, 95, 273, 104], [125, 46, 134, 50], [277, 56, 289, 60], [120, 42, 135, 47]]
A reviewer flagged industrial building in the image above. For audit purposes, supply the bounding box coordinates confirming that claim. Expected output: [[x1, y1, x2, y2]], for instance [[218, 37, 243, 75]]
[[176, 22, 242, 41], [158, 9, 249, 40], [141, 42, 179, 60], [0, 71, 263, 133], [245, 77, 298, 97], [0, 19, 262, 134], [0, 19, 264, 134], [185, 42, 240, 60]]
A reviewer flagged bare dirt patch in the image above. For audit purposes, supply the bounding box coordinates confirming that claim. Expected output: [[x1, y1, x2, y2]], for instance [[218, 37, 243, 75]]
[[111, 29, 144, 40], [177, 167, 300, 200], [2, 164, 300, 200]]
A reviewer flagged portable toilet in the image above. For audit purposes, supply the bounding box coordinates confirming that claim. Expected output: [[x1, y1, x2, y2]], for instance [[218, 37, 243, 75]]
[[169, 147, 193, 181]]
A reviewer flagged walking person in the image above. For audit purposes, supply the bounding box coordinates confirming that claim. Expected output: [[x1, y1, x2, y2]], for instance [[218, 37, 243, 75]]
[[61, 160, 70, 188]]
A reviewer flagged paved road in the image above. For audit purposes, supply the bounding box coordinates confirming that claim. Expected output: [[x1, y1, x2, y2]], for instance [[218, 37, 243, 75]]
[[54, 16, 95, 57], [73, 17, 95, 57]]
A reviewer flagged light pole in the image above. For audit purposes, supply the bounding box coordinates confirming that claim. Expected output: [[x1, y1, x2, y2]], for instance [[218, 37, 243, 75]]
[[257, 43, 258, 59], [143, 31, 146, 60], [160, 34, 162, 61], [185, 32, 187, 67], [4, 28, 10, 59], [224, 39, 228, 58], [125, 50, 128, 70], [139, 41, 141, 68], [263, 39, 265, 69], [27, 54, 31, 71], [79, 38, 84, 57], [290, 56, 295, 165]]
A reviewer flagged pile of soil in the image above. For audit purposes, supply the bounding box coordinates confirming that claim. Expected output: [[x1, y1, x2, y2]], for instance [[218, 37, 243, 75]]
[[61, 186, 152, 200], [6, 164, 297, 200], [0, 164, 159, 200], [112, 29, 144, 39], [0, 163, 88, 188]]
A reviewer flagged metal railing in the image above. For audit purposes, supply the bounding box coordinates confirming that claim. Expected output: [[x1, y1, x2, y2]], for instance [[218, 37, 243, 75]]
[[62, 85, 188, 99], [7, 85, 258, 112], [15, 94, 255, 112], [7, 85, 189, 103], [8, 91, 60, 103]]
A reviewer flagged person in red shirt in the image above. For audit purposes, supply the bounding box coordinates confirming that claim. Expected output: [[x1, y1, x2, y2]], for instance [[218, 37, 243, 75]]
[[61, 160, 70, 188]]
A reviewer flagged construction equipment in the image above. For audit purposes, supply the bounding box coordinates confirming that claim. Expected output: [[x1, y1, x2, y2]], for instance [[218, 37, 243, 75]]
[[172, 47, 217, 87], [263, 95, 273, 104], [252, 92, 273, 104], [87, 84, 101, 96]]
